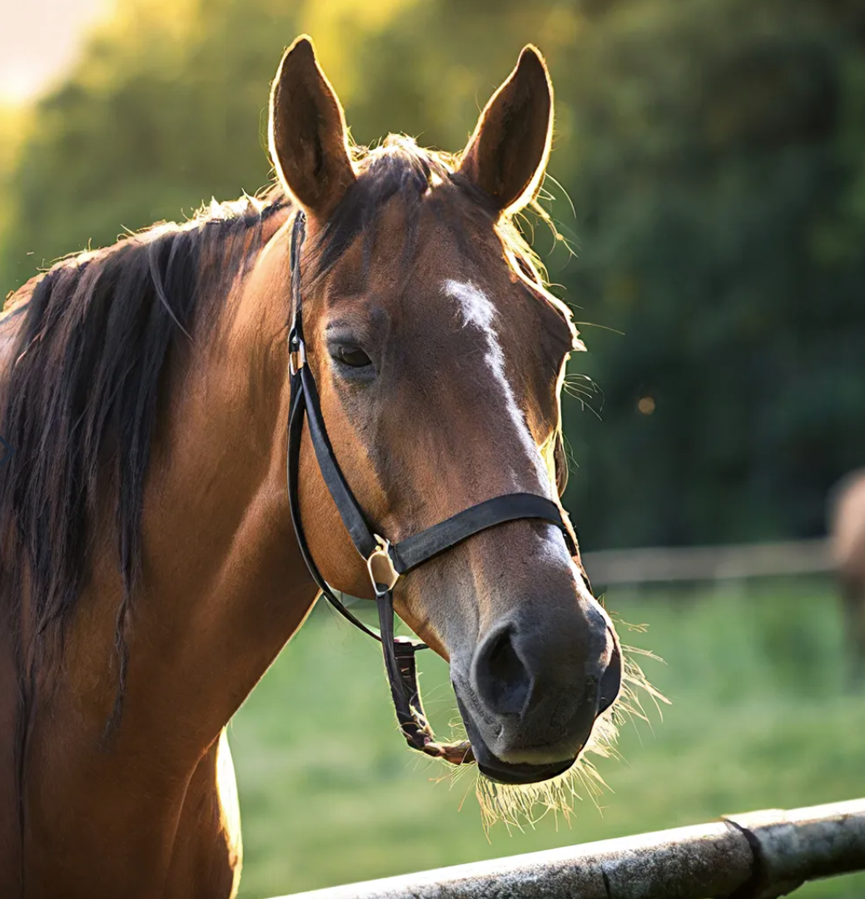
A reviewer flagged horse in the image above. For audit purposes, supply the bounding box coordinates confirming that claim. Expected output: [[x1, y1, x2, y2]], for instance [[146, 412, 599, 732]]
[[0, 37, 624, 898], [828, 469, 865, 686]]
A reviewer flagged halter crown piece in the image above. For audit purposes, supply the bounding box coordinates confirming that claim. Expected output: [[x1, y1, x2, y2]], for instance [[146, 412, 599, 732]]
[[286, 211, 579, 765]]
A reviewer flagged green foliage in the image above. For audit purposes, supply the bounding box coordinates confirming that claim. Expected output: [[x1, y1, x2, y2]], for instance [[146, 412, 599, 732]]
[[1, 10, 863, 892], [556, 0, 865, 547], [1, 0, 864, 545], [230, 584, 865, 897]]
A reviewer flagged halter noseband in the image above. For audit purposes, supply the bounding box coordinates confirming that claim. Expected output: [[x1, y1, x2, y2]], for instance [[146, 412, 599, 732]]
[[286, 211, 579, 765]]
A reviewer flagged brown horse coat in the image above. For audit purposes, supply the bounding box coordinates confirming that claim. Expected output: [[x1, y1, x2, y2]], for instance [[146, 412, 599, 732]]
[[829, 468, 865, 683], [0, 38, 621, 898]]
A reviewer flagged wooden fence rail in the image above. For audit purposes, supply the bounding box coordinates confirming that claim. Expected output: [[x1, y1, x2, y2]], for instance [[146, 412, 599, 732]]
[[277, 798, 865, 899], [582, 537, 833, 587]]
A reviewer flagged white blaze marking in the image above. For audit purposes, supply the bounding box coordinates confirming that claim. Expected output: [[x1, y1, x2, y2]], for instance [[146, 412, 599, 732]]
[[444, 279, 574, 567], [443, 279, 553, 494]]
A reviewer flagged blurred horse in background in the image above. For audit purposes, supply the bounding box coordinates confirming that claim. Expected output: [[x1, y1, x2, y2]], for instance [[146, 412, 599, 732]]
[[0, 36, 624, 899], [828, 469, 865, 686]]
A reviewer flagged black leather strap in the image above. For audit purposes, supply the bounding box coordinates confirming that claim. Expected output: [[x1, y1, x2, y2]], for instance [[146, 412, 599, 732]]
[[289, 360, 433, 746], [301, 365, 379, 560], [392, 493, 574, 574], [376, 590, 435, 747], [287, 371, 383, 642]]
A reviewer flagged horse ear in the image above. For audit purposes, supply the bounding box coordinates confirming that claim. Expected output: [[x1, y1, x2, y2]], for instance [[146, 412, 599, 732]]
[[458, 45, 553, 215], [268, 36, 356, 219]]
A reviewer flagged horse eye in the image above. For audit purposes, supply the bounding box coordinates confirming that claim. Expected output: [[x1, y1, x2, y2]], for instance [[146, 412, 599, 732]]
[[334, 345, 372, 368]]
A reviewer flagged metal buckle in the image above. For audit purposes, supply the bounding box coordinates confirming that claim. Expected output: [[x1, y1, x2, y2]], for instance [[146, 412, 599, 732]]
[[289, 340, 306, 376], [367, 535, 399, 594]]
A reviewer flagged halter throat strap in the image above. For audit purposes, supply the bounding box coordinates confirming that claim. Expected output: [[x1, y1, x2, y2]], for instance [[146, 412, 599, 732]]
[[285, 210, 577, 763]]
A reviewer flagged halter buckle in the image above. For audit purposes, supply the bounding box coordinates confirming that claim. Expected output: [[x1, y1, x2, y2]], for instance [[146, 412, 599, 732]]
[[367, 535, 399, 594], [289, 340, 306, 376]]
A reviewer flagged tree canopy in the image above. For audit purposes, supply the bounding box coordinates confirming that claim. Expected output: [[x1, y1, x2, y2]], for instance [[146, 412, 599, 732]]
[[2, 0, 863, 549]]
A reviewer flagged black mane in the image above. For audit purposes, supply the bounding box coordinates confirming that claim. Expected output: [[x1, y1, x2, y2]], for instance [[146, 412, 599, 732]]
[[309, 137, 444, 284], [0, 186, 288, 716]]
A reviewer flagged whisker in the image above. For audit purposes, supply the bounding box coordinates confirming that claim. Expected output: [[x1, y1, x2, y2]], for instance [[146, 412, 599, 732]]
[[420, 641, 666, 831]]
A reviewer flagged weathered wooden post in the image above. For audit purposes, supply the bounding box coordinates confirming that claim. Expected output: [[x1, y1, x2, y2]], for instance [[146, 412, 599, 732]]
[[275, 798, 865, 899]]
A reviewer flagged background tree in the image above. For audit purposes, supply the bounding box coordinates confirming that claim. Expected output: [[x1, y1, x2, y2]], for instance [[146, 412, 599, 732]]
[[2, 0, 863, 549]]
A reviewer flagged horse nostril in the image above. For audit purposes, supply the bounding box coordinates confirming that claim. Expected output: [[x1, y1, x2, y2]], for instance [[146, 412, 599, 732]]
[[476, 626, 531, 716]]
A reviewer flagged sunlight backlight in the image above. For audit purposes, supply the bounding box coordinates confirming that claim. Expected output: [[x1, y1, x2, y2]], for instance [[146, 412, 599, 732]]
[[0, 0, 110, 103]]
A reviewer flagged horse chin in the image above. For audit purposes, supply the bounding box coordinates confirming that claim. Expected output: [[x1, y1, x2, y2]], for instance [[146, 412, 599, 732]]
[[454, 694, 577, 785], [477, 755, 575, 786]]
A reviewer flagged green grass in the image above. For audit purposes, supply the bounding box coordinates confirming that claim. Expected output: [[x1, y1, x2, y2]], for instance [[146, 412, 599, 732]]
[[230, 580, 865, 898]]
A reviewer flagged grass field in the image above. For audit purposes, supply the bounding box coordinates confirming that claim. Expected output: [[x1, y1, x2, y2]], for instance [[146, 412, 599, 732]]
[[229, 579, 865, 899]]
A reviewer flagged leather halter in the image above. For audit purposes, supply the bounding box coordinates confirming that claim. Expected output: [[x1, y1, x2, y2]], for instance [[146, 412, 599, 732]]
[[286, 211, 579, 765]]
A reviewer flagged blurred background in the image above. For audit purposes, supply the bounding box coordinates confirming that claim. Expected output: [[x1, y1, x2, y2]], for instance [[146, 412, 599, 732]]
[[1, 1, 863, 897]]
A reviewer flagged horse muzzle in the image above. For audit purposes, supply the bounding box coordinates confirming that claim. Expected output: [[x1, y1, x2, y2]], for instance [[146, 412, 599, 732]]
[[452, 610, 622, 785]]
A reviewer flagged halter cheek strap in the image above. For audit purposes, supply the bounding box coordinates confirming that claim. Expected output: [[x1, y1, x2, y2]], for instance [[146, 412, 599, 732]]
[[285, 211, 578, 765]]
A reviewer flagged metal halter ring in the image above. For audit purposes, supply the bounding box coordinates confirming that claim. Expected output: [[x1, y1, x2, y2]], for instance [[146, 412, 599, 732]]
[[289, 340, 306, 376], [367, 535, 400, 595]]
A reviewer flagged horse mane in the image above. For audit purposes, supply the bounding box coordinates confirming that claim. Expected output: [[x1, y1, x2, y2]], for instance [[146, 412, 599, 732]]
[[0, 136, 568, 725], [0, 184, 290, 720]]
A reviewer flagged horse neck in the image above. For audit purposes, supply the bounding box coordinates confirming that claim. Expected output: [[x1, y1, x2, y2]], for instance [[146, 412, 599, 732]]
[[71, 213, 319, 765]]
